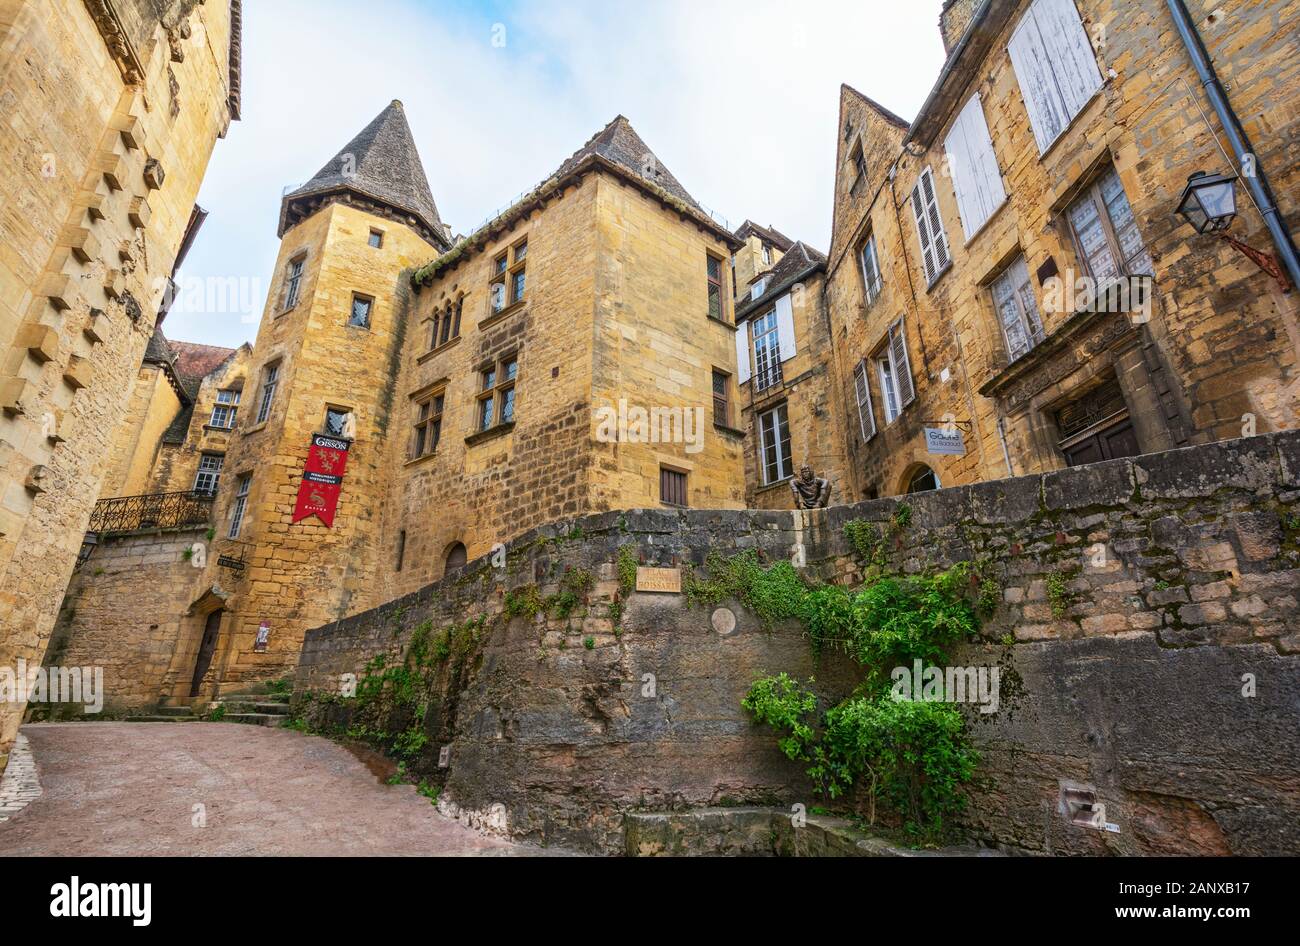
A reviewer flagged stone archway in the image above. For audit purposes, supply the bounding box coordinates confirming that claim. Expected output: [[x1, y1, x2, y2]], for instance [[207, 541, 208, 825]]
[[901, 463, 941, 495], [443, 542, 467, 577]]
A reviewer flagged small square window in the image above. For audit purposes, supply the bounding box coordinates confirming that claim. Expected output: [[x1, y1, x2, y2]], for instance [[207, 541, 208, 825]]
[[660, 467, 688, 507], [324, 407, 350, 438], [349, 294, 372, 328], [368, 230, 384, 249]]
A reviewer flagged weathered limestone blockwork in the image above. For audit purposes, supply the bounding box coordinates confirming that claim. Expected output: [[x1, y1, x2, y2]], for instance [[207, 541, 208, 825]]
[[827, 0, 1299, 503], [0, 0, 236, 771], [295, 431, 1300, 855], [40, 525, 209, 716]]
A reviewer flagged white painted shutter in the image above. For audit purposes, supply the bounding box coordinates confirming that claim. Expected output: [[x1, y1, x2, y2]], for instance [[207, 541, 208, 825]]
[[735, 319, 751, 384], [944, 93, 1006, 240], [774, 293, 796, 363], [1036, 0, 1103, 117], [889, 319, 915, 408], [910, 167, 951, 286], [853, 359, 876, 441], [1008, 0, 1101, 153]]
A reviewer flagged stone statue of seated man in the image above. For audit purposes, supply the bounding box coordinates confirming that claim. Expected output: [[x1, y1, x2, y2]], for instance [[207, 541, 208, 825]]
[[790, 464, 831, 509]]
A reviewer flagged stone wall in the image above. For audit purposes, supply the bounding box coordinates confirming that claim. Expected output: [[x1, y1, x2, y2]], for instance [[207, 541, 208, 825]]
[[41, 525, 210, 716], [0, 0, 235, 773], [295, 431, 1300, 854]]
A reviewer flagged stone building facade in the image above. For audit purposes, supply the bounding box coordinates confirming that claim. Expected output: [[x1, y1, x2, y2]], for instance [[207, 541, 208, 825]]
[[733, 241, 852, 508], [0, 0, 239, 773], [827, 0, 1299, 502], [40, 0, 1300, 735]]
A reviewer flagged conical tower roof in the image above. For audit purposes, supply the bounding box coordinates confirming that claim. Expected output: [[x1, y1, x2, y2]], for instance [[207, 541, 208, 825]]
[[279, 100, 448, 248]]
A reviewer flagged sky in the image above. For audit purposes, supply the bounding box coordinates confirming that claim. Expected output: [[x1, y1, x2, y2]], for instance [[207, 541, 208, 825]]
[[167, 0, 949, 349]]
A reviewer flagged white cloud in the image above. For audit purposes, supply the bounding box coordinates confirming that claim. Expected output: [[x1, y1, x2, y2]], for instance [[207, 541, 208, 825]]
[[168, 0, 946, 348]]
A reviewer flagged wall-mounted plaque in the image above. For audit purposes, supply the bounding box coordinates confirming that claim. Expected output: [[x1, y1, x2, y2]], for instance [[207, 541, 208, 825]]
[[635, 566, 682, 594]]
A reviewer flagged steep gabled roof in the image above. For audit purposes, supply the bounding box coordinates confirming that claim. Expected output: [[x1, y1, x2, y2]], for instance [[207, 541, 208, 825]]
[[735, 241, 828, 321], [556, 115, 702, 210], [734, 220, 795, 253], [841, 84, 911, 131], [279, 100, 448, 249], [169, 340, 239, 398], [413, 115, 738, 286]]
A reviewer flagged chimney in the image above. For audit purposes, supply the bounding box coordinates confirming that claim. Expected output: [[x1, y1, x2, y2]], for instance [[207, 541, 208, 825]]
[[940, 0, 983, 55]]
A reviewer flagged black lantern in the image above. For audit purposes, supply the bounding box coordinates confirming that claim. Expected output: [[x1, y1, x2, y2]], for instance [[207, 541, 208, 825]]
[[1176, 171, 1237, 234]]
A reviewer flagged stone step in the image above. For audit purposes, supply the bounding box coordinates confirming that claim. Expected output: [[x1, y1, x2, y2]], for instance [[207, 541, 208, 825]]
[[210, 699, 288, 715], [252, 702, 290, 715], [155, 706, 196, 717], [125, 715, 202, 723], [222, 713, 284, 727]]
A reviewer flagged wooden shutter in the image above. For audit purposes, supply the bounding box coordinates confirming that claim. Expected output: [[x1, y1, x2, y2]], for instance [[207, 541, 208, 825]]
[[1036, 0, 1102, 117], [735, 319, 751, 384], [944, 93, 1007, 239], [774, 293, 797, 362], [1009, 0, 1102, 153], [853, 360, 876, 441], [910, 168, 951, 286], [889, 319, 915, 408]]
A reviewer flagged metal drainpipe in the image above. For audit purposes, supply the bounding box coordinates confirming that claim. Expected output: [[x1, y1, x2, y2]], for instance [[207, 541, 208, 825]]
[[1166, 0, 1300, 289]]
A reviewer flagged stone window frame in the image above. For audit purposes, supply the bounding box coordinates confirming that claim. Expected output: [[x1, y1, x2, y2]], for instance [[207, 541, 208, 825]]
[[711, 367, 731, 428], [322, 404, 351, 439], [348, 292, 374, 330], [475, 352, 519, 433], [1062, 164, 1154, 283], [858, 230, 883, 307], [410, 387, 446, 460], [193, 453, 224, 496], [395, 529, 406, 572], [847, 138, 868, 196], [430, 295, 464, 351], [489, 237, 528, 317], [254, 360, 281, 426], [208, 388, 241, 429], [706, 252, 727, 323], [368, 228, 384, 249], [228, 472, 252, 539], [659, 465, 689, 508], [280, 251, 307, 313], [989, 253, 1046, 364], [758, 401, 793, 485]]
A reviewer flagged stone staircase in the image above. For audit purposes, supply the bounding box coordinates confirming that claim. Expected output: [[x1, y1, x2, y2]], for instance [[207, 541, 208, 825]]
[[207, 684, 292, 727], [124, 682, 293, 727]]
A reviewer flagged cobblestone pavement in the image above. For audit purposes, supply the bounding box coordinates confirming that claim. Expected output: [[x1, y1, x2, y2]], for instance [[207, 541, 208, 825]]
[[0, 734, 42, 823], [0, 723, 550, 856]]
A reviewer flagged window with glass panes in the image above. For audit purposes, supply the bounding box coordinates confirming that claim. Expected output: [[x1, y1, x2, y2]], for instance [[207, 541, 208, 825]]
[[706, 255, 724, 321], [859, 234, 882, 304], [751, 308, 783, 392], [228, 474, 251, 538], [759, 403, 792, 484], [282, 255, 305, 310], [477, 355, 518, 431], [875, 319, 915, 424], [193, 454, 223, 495], [1066, 167, 1153, 280], [209, 389, 240, 428], [490, 240, 527, 314], [349, 293, 373, 328], [712, 369, 730, 426], [324, 407, 349, 438], [412, 391, 444, 458], [991, 256, 1045, 362], [255, 362, 280, 424]]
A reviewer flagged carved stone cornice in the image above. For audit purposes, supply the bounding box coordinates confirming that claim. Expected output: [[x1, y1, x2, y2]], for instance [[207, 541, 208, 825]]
[[82, 0, 145, 85]]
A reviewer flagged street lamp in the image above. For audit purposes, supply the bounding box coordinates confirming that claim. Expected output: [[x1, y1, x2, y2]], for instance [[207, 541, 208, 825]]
[[1175, 169, 1291, 291], [1175, 171, 1237, 233]]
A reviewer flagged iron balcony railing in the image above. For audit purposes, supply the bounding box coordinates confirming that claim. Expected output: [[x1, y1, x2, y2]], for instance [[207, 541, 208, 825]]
[[87, 490, 215, 535]]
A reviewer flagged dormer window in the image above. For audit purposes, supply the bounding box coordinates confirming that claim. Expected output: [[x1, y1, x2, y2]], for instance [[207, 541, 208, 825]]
[[752, 277, 767, 300]]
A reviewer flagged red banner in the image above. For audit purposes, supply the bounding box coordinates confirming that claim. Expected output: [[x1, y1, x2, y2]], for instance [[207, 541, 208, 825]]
[[291, 435, 351, 527]]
